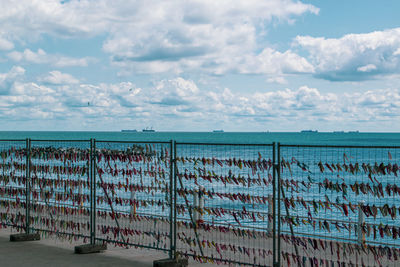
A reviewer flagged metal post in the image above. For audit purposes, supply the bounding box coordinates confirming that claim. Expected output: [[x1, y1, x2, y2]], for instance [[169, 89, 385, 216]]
[[90, 138, 95, 245], [276, 143, 281, 267], [25, 138, 31, 234], [93, 139, 98, 244], [173, 141, 177, 258], [74, 139, 105, 254], [169, 140, 174, 259], [272, 142, 277, 266]]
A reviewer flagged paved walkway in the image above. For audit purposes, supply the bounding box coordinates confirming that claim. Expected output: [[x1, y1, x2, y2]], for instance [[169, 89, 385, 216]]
[[0, 229, 189, 267]]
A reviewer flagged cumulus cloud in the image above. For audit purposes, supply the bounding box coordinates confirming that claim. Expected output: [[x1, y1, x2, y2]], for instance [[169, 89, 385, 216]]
[[0, 66, 25, 94], [267, 76, 287, 84], [7, 49, 92, 67], [0, 0, 317, 75], [2, 75, 400, 130], [295, 28, 400, 81], [39, 71, 79, 85], [0, 37, 14, 50]]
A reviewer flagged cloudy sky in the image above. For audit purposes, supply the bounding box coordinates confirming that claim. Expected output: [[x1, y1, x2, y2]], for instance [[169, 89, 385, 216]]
[[1, 0, 400, 132]]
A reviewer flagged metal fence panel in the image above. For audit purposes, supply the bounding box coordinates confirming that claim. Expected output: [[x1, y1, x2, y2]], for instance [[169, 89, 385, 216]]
[[93, 141, 173, 253], [3, 138, 400, 267], [0, 140, 27, 232], [29, 140, 91, 240], [174, 142, 275, 266], [279, 144, 400, 267]]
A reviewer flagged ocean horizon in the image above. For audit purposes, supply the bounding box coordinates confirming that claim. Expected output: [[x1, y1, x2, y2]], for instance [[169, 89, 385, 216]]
[[0, 131, 399, 146]]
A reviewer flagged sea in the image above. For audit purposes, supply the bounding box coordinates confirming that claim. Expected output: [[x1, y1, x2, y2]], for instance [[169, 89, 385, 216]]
[[0, 131, 399, 145]]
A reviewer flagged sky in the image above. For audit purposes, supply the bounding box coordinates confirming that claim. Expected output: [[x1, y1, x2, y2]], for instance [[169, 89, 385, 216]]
[[1, 0, 400, 132]]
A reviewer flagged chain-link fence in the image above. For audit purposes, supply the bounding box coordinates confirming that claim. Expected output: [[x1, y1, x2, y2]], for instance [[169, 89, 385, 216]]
[[0, 140, 27, 232], [29, 140, 91, 241], [94, 141, 173, 255], [279, 144, 400, 267], [174, 142, 275, 266], [1, 139, 400, 266]]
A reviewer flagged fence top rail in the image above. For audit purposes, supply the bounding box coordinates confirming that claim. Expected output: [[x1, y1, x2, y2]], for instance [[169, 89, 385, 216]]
[[30, 139, 91, 143], [0, 139, 27, 142], [175, 142, 274, 146], [94, 140, 171, 144], [279, 143, 400, 149]]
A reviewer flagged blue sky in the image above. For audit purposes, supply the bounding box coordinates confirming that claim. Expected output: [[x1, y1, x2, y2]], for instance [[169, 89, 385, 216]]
[[1, 0, 400, 132]]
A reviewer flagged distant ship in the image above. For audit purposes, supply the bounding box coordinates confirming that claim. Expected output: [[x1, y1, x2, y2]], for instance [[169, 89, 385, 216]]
[[121, 129, 137, 132], [300, 130, 318, 133], [348, 130, 359, 133], [142, 127, 155, 132], [213, 130, 224, 133]]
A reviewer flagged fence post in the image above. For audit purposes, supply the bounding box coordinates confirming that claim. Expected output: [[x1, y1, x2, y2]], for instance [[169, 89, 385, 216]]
[[74, 138, 106, 254], [272, 142, 277, 266], [90, 138, 95, 245], [9, 138, 40, 242], [154, 140, 188, 267], [169, 140, 175, 259], [25, 138, 31, 235], [173, 141, 178, 259], [277, 143, 282, 267]]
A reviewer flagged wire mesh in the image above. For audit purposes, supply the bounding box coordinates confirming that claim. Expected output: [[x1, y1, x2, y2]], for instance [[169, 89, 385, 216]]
[[94, 141, 172, 252], [29, 140, 91, 241], [2, 139, 400, 267], [0, 140, 27, 232], [279, 144, 400, 267], [174, 143, 274, 266]]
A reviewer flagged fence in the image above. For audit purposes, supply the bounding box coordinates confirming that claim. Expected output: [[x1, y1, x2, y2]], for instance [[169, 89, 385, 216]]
[[0, 139, 399, 266], [174, 142, 275, 266], [278, 144, 400, 267]]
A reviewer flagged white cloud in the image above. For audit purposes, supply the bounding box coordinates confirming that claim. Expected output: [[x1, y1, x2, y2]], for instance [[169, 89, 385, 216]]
[[295, 28, 400, 81], [357, 64, 377, 72], [8, 49, 47, 63], [2, 75, 400, 130], [237, 48, 315, 75], [0, 66, 25, 94], [0, 38, 14, 50], [267, 76, 287, 84], [39, 71, 79, 85], [7, 49, 91, 67], [0, 0, 318, 75]]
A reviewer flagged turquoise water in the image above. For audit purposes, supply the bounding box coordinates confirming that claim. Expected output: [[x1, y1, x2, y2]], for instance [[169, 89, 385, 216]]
[[0, 131, 400, 145]]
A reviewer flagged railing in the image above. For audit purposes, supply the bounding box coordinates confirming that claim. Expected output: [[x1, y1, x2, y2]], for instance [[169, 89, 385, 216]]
[[0, 139, 399, 266]]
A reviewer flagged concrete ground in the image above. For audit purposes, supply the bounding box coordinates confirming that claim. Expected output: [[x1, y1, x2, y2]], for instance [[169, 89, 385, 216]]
[[0, 229, 210, 267]]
